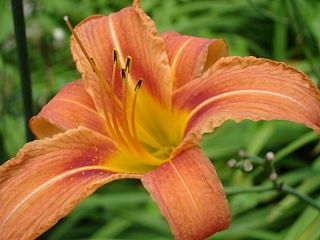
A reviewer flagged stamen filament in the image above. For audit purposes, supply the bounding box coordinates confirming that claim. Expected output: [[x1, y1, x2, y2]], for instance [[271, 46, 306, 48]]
[[131, 78, 143, 140], [120, 71, 162, 166], [110, 55, 128, 146], [119, 66, 138, 146]]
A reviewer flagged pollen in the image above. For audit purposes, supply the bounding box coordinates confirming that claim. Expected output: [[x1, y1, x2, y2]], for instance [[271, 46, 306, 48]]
[[94, 146, 98, 152]]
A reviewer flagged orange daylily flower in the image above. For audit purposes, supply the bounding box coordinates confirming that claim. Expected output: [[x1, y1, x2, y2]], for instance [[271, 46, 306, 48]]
[[1, 1, 320, 239]]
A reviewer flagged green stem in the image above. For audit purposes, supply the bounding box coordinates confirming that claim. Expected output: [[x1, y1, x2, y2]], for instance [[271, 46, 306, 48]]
[[11, 0, 34, 141], [225, 183, 320, 211], [281, 184, 320, 211], [225, 185, 273, 195]]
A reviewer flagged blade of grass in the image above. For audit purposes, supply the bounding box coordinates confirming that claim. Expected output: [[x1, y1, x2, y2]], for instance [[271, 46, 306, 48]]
[[274, 131, 318, 162], [90, 217, 131, 238], [246, 122, 275, 155], [283, 196, 320, 240]]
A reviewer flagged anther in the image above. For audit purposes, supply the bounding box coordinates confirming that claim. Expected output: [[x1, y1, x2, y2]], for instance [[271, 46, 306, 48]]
[[131, 78, 143, 140], [120, 67, 127, 80], [89, 57, 96, 72], [135, 78, 143, 91], [113, 49, 120, 67], [125, 56, 132, 73]]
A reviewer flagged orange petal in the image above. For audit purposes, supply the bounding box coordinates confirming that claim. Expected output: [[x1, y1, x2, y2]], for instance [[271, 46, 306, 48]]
[[30, 80, 106, 139], [162, 31, 228, 89], [174, 56, 320, 151], [0, 127, 141, 239], [71, 6, 172, 113], [142, 147, 230, 240]]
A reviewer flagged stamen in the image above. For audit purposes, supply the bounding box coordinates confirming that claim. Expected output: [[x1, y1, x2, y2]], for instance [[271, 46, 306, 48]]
[[110, 58, 128, 146], [64, 16, 98, 73], [125, 56, 132, 73], [131, 78, 143, 139], [64, 17, 114, 98], [120, 66, 133, 143], [135, 78, 143, 91], [118, 66, 161, 165], [113, 49, 120, 67], [120, 67, 127, 80], [88, 60, 117, 138]]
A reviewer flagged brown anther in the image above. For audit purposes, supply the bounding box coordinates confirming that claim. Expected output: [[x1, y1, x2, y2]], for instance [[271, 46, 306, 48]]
[[125, 56, 132, 73], [89, 57, 96, 72], [113, 49, 120, 67], [135, 78, 143, 91], [120, 67, 127, 80]]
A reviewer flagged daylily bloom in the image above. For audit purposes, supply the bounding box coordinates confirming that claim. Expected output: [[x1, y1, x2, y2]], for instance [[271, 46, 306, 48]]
[[1, 1, 320, 239]]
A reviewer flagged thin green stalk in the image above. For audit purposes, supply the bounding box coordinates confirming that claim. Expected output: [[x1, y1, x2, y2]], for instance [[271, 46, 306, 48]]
[[11, 0, 33, 141], [281, 184, 320, 211], [225, 183, 320, 211], [225, 185, 273, 195], [227, 150, 320, 211]]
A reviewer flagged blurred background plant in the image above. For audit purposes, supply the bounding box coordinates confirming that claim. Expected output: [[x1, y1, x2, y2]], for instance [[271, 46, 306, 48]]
[[1, 0, 320, 239]]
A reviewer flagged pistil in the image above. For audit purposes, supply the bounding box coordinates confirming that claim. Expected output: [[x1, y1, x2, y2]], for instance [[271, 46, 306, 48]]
[[64, 16, 117, 138]]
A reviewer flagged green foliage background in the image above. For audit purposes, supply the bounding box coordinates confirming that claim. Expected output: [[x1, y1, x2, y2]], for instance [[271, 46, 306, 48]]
[[1, 0, 320, 239]]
